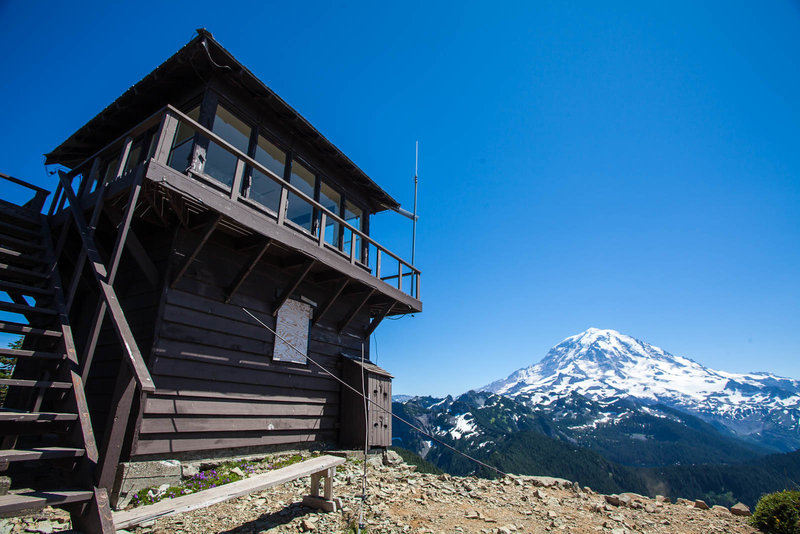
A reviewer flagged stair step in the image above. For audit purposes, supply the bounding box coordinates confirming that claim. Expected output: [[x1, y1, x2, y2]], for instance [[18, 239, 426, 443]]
[[0, 320, 62, 338], [0, 232, 45, 252], [0, 219, 40, 240], [0, 201, 42, 224], [0, 246, 48, 267], [0, 347, 66, 361], [0, 411, 78, 422], [0, 447, 86, 463], [0, 379, 72, 389], [0, 262, 49, 283], [0, 280, 53, 298], [0, 301, 58, 316], [0, 489, 93, 515]]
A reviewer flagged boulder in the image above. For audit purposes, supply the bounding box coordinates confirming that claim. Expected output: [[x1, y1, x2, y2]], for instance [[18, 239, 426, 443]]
[[604, 494, 622, 506], [730, 502, 752, 517], [711, 505, 730, 515], [383, 450, 403, 466], [694, 499, 709, 510]]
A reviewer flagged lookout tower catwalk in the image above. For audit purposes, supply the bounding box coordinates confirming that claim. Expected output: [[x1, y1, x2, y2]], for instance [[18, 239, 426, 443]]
[[0, 30, 421, 531]]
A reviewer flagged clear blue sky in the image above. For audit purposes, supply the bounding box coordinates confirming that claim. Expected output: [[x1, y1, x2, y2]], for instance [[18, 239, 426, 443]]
[[1, 2, 798, 396]]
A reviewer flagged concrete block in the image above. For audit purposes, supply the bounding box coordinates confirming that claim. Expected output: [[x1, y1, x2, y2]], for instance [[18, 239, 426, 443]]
[[111, 460, 181, 510]]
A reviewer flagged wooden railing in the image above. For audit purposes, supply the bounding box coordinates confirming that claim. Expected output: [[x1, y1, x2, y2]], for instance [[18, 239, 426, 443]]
[[0, 172, 50, 212], [56, 105, 421, 300]]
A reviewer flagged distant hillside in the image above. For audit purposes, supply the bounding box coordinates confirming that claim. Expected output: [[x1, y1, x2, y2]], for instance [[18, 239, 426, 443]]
[[393, 393, 800, 507]]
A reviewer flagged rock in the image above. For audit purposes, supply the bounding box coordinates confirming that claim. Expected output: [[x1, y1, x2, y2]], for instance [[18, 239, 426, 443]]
[[300, 519, 316, 531], [181, 464, 199, 478], [711, 505, 730, 515], [605, 494, 622, 506], [465, 511, 480, 519], [655, 495, 670, 504], [383, 450, 403, 466], [644, 504, 656, 513], [620, 492, 646, 502], [730, 502, 752, 516], [231, 466, 246, 477], [694, 499, 709, 510], [528, 476, 571, 488]]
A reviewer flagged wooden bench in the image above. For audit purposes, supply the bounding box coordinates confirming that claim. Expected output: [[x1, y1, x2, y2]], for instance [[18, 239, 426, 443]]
[[112, 455, 346, 529]]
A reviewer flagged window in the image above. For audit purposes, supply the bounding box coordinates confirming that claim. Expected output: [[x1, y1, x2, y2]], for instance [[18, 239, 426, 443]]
[[204, 104, 251, 187], [248, 135, 285, 213], [273, 299, 312, 364], [343, 200, 363, 261], [167, 105, 200, 172], [286, 160, 316, 231], [319, 181, 341, 246]]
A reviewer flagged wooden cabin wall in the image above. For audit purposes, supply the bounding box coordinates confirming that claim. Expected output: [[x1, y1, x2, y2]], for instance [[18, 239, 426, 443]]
[[131, 227, 373, 459]]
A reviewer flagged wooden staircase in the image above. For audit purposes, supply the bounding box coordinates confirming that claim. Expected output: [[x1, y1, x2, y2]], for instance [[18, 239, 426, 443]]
[[0, 192, 114, 531]]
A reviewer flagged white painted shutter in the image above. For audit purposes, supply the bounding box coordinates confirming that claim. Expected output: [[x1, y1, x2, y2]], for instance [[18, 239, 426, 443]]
[[273, 299, 311, 364]]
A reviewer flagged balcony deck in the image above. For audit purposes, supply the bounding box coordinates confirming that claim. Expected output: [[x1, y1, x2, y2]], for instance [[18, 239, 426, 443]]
[[50, 105, 422, 316]]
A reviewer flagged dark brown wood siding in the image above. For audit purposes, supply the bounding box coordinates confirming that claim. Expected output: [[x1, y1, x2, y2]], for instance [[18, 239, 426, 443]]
[[131, 228, 374, 457]]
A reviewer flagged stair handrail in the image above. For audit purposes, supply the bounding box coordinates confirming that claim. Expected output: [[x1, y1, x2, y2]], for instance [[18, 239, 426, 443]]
[[0, 172, 50, 212], [56, 171, 155, 394]]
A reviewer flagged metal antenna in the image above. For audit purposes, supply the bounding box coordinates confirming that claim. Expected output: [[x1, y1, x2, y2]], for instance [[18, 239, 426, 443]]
[[412, 141, 419, 268]]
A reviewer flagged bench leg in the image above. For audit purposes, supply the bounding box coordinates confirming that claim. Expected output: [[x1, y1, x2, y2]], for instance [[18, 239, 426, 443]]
[[303, 467, 340, 512]]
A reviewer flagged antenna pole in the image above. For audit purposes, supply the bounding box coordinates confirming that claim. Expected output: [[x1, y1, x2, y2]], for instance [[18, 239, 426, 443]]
[[412, 141, 418, 269]]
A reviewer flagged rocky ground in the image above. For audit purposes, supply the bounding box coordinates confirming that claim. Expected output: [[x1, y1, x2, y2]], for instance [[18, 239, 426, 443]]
[[2, 454, 759, 534]]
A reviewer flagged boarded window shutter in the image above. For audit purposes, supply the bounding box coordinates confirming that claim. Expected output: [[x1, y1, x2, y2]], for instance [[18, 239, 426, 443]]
[[273, 299, 311, 363]]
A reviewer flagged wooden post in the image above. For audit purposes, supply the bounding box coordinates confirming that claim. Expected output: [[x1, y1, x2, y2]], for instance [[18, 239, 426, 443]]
[[153, 112, 180, 165], [96, 366, 136, 491], [230, 158, 245, 200], [375, 250, 381, 278], [317, 213, 326, 246], [398, 262, 403, 292]]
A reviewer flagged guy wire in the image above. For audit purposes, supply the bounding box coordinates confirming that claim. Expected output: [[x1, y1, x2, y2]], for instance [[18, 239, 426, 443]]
[[242, 308, 507, 478]]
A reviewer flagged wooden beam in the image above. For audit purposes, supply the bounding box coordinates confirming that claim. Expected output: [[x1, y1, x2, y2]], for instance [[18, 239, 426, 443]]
[[103, 208, 160, 288], [365, 302, 394, 337], [95, 366, 136, 490], [57, 171, 155, 393], [80, 175, 144, 383], [338, 289, 375, 334], [272, 259, 315, 316], [170, 214, 221, 289], [313, 279, 348, 327], [224, 239, 272, 303]]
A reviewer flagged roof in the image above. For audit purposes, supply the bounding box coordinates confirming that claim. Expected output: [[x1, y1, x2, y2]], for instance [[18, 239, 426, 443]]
[[45, 29, 400, 211], [340, 353, 394, 378]]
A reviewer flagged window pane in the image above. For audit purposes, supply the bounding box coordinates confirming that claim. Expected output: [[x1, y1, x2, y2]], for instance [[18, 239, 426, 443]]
[[249, 135, 285, 212], [319, 181, 341, 246], [168, 106, 200, 172], [286, 160, 315, 231], [205, 105, 251, 188], [343, 200, 362, 260]]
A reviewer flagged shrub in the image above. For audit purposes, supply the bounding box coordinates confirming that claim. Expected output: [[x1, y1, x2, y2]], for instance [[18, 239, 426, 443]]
[[750, 490, 800, 534]]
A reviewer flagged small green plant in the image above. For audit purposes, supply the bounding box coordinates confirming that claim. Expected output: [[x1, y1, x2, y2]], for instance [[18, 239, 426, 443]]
[[750, 490, 800, 534]]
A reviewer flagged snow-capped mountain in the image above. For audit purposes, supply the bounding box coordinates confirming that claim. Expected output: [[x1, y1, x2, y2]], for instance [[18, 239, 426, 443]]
[[480, 328, 800, 451]]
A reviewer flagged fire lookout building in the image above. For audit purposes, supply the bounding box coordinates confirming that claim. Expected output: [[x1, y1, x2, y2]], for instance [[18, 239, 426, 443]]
[[0, 30, 421, 530]]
